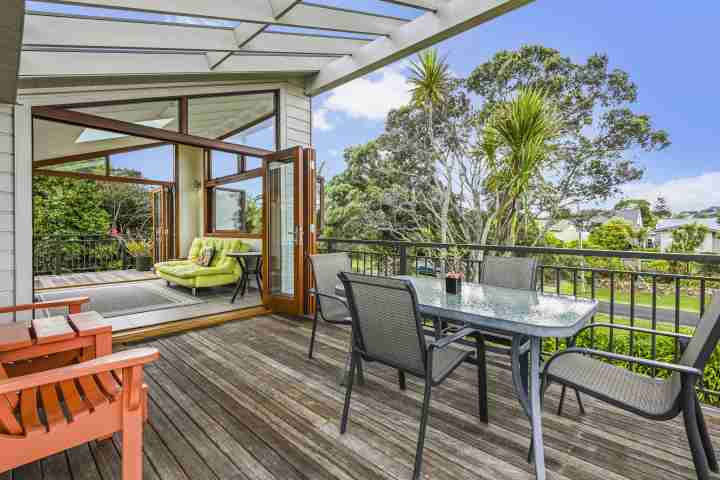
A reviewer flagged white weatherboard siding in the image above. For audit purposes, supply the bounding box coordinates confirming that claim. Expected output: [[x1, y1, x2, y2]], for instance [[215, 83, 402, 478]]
[[285, 81, 312, 147], [0, 104, 14, 323]]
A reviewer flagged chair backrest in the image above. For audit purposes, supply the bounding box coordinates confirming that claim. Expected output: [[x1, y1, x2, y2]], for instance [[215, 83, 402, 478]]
[[339, 272, 427, 376], [480, 256, 539, 290], [309, 253, 351, 297], [680, 295, 720, 371]]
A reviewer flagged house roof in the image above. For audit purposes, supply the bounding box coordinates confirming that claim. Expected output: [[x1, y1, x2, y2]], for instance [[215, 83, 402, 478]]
[[592, 209, 643, 227], [2, 0, 533, 103], [655, 218, 720, 233]]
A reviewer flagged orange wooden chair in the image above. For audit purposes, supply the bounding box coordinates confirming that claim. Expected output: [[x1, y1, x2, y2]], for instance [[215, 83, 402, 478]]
[[0, 347, 159, 478]]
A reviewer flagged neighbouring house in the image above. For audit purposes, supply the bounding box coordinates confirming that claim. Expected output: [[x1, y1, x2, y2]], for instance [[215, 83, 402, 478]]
[[545, 208, 644, 246], [591, 208, 644, 230], [547, 219, 589, 244], [654, 218, 720, 253]]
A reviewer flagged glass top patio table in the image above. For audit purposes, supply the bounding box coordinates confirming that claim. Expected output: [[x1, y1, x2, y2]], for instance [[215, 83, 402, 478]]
[[337, 275, 598, 338]]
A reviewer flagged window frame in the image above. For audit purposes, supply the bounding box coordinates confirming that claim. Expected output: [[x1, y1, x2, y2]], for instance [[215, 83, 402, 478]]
[[202, 90, 279, 237]]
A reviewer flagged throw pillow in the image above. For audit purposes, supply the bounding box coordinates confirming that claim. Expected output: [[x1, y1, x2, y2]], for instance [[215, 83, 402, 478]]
[[196, 246, 215, 267]]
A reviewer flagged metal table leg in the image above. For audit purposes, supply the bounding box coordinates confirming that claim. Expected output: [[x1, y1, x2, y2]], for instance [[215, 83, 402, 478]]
[[230, 260, 247, 304], [511, 334, 545, 480]]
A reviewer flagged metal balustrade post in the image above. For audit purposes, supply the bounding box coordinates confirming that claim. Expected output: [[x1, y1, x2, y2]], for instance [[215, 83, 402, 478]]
[[398, 245, 408, 276]]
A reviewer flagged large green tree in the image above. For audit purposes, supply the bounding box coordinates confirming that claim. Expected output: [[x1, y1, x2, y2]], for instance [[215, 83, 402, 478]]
[[587, 219, 635, 251], [33, 176, 111, 237], [467, 45, 670, 239]]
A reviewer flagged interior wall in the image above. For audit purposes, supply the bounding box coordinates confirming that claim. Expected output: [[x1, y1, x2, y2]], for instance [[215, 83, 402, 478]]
[[177, 144, 204, 258]]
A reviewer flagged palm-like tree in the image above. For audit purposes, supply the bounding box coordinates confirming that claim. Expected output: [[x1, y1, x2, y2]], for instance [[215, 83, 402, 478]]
[[408, 49, 451, 145], [481, 87, 560, 245], [407, 49, 453, 243]]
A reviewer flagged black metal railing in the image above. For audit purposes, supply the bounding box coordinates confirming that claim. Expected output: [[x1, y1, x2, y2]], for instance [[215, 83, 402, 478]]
[[319, 237, 720, 403], [33, 234, 133, 275]]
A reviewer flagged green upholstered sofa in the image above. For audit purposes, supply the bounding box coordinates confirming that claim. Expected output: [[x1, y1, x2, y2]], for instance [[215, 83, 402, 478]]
[[154, 237, 251, 295]]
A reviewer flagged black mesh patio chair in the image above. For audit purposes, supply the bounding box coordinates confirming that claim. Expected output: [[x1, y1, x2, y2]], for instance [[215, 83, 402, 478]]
[[543, 295, 720, 480], [307, 253, 354, 359], [459, 255, 540, 422], [338, 272, 483, 480]]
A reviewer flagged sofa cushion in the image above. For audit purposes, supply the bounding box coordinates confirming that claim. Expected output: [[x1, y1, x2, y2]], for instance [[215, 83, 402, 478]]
[[156, 260, 236, 279], [196, 246, 215, 267]]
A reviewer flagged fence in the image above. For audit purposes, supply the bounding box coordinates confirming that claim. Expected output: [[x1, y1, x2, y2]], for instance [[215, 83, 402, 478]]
[[33, 234, 133, 275]]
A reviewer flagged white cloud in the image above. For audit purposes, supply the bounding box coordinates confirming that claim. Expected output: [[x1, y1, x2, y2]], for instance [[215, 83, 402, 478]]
[[322, 67, 411, 121], [313, 109, 334, 131], [613, 172, 720, 212]]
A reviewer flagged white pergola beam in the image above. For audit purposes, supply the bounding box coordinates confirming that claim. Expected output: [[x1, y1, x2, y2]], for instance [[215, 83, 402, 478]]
[[23, 15, 370, 55], [38, 0, 407, 36], [0, 0, 24, 104], [306, 0, 532, 96], [377, 0, 448, 11], [19, 51, 332, 77], [215, 0, 300, 70]]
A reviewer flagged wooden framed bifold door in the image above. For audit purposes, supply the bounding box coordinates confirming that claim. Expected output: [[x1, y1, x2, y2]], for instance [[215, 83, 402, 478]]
[[150, 186, 174, 262], [262, 147, 317, 316]]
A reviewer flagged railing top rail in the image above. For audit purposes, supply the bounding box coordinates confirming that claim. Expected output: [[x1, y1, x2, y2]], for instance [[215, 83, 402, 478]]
[[318, 238, 720, 264]]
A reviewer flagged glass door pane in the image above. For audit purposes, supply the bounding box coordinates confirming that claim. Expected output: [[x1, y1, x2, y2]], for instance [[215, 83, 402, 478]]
[[267, 160, 295, 296]]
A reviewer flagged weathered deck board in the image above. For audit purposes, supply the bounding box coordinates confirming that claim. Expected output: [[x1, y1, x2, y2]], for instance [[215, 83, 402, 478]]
[[6, 314, 720, 479]]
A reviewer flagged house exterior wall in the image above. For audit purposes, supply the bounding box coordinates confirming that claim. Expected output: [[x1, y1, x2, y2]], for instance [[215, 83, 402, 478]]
[[658, 230, 718, 253], [0, 105, 14, 323], [284, 79, 312, 148], [7, 78, 312, 322]]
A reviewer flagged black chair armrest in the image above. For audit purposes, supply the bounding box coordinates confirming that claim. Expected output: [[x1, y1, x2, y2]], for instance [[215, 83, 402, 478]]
[[430, 327, 481, 351], [545, 347, 703, 378], [309, 289, 349, 308]]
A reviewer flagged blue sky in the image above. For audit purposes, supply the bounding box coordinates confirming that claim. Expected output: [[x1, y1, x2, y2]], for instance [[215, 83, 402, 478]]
[[311, 1, 720, 212], [30, 1, 720, 212]]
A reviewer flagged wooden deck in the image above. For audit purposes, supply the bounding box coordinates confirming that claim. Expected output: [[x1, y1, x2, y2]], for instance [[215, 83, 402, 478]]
[[6, 315, 720, 480], [35, 269, 158, 289]]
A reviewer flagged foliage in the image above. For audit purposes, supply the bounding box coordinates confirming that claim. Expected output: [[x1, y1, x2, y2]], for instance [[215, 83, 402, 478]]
[[122, 238, 153, 258], [467, 45, 669, 240], [408, 49, 452, 115], [670, 222, 710, 253], [587, 218, 635, 251], [480, 88, 561, 245], [614, 198, 657, 228], [33, 175, 111, 237], [652, 195, 672, 218], [99, 181, 152, 236]]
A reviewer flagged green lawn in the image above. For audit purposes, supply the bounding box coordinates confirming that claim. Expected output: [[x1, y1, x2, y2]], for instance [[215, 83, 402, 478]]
[[543, 279, 705, 313]]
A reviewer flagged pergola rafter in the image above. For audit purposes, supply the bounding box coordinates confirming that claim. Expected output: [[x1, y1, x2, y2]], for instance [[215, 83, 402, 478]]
[[10, 0, 533, 99]]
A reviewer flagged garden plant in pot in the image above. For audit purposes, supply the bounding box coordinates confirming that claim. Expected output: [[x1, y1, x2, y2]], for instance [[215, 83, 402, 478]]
[[125, 238, 154, 272]]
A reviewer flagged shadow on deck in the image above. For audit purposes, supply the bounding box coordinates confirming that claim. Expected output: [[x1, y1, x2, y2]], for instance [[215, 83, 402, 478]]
[[7, 315, 720, 480]]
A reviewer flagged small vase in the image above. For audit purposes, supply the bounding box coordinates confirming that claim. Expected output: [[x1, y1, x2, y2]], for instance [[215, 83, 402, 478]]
[[445, 277, 462, 295]]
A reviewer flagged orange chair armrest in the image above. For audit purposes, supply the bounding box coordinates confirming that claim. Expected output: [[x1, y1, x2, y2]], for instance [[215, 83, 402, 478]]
[[0, 296, 90, 314], [0, 348, 159, 394]]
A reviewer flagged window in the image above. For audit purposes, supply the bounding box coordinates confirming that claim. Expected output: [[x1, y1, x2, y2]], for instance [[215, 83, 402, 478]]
[[44, 158, 106, 175], [109, 145, 174, 182], [188, 92, 275, 141], [210, 176, 263, 235]]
